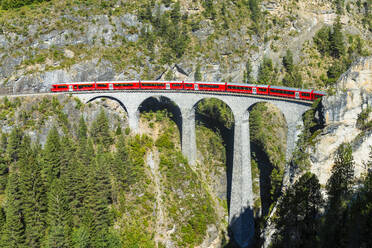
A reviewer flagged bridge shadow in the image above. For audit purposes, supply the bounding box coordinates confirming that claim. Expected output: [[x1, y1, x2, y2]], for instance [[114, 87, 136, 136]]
[[195, 112, 234, 212]]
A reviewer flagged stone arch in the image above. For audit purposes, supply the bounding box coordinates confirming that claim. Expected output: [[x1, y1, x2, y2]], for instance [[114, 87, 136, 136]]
[[137, 95, 183, 144], [246, 101, 288, 216], [192, 97, 236, 211], [86, 95, 129, 114]]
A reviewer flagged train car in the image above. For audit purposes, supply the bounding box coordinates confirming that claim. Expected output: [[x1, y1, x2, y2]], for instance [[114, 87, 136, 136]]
[[196, 81, 226, 92], [140, 81, 166, 90], [95, 82, 112, 90], [51, 84, 70, 92], [312, 90, 326, 100], [255, 85, 270, 95], [268, 85, 298, 99], [183, 82, 196, 90], [298, 89, 313, 101], [71, 82, 96, 91], [169, 81, 184, 90], [112, 81, 140, 90], [226, 83, 254, 94]]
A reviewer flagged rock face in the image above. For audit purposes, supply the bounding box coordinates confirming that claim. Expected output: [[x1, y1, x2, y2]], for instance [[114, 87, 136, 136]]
[[310, 56, 372, 185]]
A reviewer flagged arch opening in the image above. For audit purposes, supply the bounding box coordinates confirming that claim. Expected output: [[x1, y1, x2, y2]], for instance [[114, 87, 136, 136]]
[[137, 96, 183, 144], [87, 95, 129, 114], [193, 97, 235, 214], [247, 102, 288, 218]]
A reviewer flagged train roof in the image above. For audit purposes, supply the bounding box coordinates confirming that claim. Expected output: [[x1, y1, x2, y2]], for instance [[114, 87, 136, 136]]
[[313, 90, 326, 95], [226, 82, 268, 88], [269, 85, 313, 93]]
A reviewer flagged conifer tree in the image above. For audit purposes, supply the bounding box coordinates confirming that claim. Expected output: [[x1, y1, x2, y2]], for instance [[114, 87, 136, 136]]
[[4, 172, 26, 248], [282, 49, 294, 73], [46, 179, 70, 248], [322, 143, 355, 248], [91, 109, 112, 147], [78, 116, 87, 144], [243, 60, 253, 83], [258, 57, 277, 84], [42, 126, 62, 188], [330, 17, 345, 58], [272, 172, 323, 248], [18, 137, 47, 247], [6, 127, 23, 163], [194, 64, 202, 81]]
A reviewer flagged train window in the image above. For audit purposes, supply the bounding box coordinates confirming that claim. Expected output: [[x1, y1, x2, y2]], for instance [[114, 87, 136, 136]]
[[57, 86, 68, 89], [314, 94, 321, 98], [199, 84, 220, 89], [270, 89, 295, 95], [301, 93, 310, 97], [142, 83, 164, 87], [172, 83, 182, 87], [258, 88, 267, 92], [185, 84, 193, 87], [114, 83, 133, 87], [78, 84, 93, 89], [228, 86, 250, 90], [97, 84, 107, 87]]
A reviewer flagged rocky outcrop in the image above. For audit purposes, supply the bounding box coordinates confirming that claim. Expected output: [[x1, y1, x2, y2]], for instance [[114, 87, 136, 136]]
[[310, 56, 372, 185]]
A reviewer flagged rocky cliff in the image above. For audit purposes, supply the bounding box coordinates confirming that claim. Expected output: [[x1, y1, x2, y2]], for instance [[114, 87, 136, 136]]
[[310, 56, 372, 185]]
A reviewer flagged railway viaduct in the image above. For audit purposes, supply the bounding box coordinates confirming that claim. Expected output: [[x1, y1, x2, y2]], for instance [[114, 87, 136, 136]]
[[75, 90, 311, 247]]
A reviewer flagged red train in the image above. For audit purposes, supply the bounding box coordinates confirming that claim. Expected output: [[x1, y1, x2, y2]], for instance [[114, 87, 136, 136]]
[[51, 81, 325, 101]]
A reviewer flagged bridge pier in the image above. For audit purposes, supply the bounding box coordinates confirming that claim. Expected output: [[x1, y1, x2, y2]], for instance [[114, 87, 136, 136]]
[[181, 107, 197, 165], [230, 111, 254, 247], [127, 108, 140, 132]]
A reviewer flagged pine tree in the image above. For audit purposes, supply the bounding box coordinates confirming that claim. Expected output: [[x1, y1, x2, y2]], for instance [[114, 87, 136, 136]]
[[170, 1, 181, 24], [4, 172, 26, 248], [18, 137, 47, 247], [322, 143, 355, 248], [282, 49, 294, 73], [258, 57, 277, 84], [313, 26, 331, 55], [84, 151, 112, 247], [272, 172, 323, 248], [90, 109, 112, 147], [243, 60, 253, 83], [6, 127, 23, 164], [42, 126, 62, 188], [78, 116, 87, 144], [46, 179, 70, 248], [194, 64, 202, 81], [330, 17, 345, 58]]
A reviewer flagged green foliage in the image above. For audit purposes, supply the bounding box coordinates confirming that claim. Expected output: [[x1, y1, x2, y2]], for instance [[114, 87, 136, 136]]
[[330, 18, 345, 59], [196, 98, 234, 129], [90, 108, 113, 147], [356, 105, 372, 130], [271, 172, 323, 248], [194, 64, 202, 81], [243, 60, 254, 83], [258, 57, 278, 84], [321, 143, 355, 248], [282, 50, 294, 73], [313, 26, 331, 55], [0, 0, 50, 10]]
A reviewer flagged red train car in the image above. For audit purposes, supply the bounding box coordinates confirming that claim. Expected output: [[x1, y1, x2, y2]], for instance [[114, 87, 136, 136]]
[[169, 81, 184, 90], [140, 81, 166, 90], [226, 83, 254, 94], [269, 85, 298, 99], [196, 82, 226, 92], [113, 81, 140, 90], [183, 82, 196, 90], [51, 84, 70, 92], [71, 82, 96, 91]]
